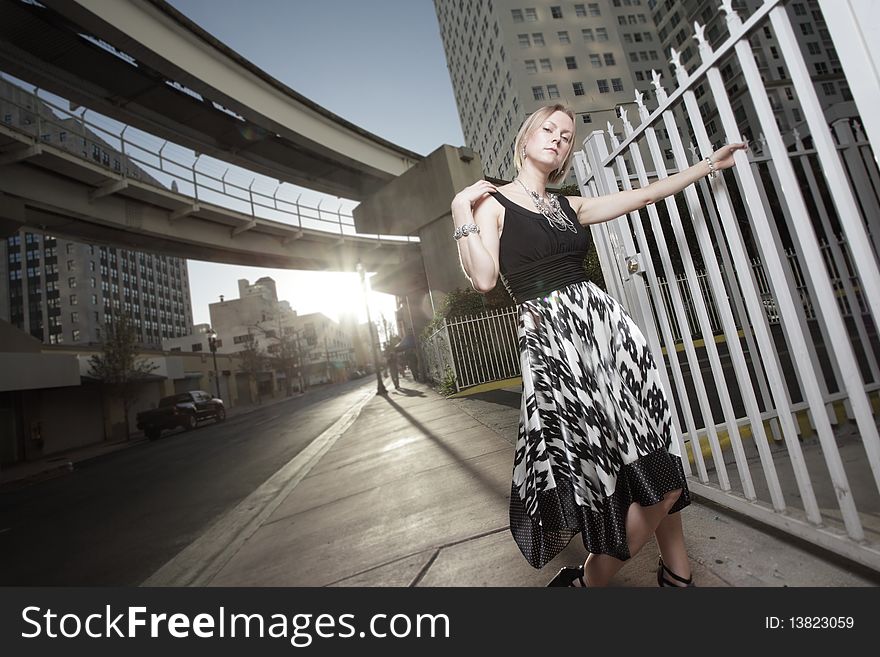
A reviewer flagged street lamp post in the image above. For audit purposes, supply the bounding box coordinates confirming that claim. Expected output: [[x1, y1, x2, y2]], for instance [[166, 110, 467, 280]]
[[356, 261, 387, 396], [207, 328, 221, 400]]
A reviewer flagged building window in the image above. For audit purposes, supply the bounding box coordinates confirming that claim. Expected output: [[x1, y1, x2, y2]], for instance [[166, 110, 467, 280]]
[[71, 312, 79, 323], [822, 81, 836, 95], [597, 79, 609, 93], [807, 41, 821, 55], [566, 56, 578, 69], [525, 59, 537, 73], [573, 82, 585, 96], [630, 52, 639, 63], [814, 61, 828, 75], [635, 71, 644, 80], [191, 343, 203, 352], [72, 329, 80, 342], [540, 58, 552, 71], [558, 30, 570, 43], [581, 113, 592, 123], [551, 6, 562, 18], [612, 78, 624, 92], [532, 32, 545, 46], [68, 277, 77, 288], [511, 8, 523, 22], [532, 86, 545, 100], [590, 54, 601, 67], [596, 27, 608, 41], [582, 28, 594, 41], [70, 294, 78, 305], [575, 3, 586, 16], [525, 8, 537, 21], [793, 2, 806, 15], [547, 84, 560, 99], [800, 23, 813, 36], [604, 52, 616, 65], [518, 33, 530, 47], [588, 2, 600, 16]]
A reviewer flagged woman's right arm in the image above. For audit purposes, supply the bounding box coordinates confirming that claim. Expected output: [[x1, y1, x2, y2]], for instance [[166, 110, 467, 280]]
[[451, 180, 501, 293]]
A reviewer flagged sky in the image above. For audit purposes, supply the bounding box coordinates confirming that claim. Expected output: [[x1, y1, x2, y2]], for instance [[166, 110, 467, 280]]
[[164, 0, 465, 330]]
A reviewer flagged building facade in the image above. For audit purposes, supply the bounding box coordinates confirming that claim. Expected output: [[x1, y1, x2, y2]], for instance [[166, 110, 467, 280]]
[[434, 0, 672, 182], [204, 277, 356, 388], [0, 78, 194, 348]]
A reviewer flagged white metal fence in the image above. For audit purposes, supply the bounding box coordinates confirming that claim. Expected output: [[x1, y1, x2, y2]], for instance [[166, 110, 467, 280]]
[[572, 0, 880, 570]]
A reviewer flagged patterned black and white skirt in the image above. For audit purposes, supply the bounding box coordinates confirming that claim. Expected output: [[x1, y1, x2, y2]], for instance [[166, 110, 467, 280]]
[[509, 279, 690, 569]]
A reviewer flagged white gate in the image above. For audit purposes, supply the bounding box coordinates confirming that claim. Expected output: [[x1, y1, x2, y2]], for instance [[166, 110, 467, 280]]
[[575, 0, 880, 570]]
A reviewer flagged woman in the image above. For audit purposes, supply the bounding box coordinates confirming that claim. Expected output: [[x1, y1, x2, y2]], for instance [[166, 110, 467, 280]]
[[451, 104, 746, 587]]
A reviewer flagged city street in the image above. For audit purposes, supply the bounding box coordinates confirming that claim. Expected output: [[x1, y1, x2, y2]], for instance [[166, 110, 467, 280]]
[[0, 378, 376, 586]]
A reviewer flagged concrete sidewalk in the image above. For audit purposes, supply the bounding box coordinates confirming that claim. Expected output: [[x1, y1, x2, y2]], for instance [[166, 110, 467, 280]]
[[192, 372, 879, 588]]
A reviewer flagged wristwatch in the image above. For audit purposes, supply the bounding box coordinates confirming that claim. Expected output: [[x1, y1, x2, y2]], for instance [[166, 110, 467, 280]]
[[453, 223, 480, 240]]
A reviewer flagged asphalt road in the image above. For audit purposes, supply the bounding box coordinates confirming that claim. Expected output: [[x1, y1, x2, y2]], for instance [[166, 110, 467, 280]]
[[0, 377, 377, 586]]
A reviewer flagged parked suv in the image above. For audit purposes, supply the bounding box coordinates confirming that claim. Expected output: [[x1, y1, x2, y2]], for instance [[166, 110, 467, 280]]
[[136, 390, 225, 441]]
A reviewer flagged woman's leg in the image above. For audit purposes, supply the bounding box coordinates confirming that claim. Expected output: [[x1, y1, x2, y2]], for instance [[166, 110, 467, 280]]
[[581, 488, 683, 587], [654, 511, 691, 583]]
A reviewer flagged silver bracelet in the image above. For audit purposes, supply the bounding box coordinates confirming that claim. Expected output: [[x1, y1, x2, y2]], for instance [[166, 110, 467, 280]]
[[453, 223, 480, 240], [704, 156, 717, 180]]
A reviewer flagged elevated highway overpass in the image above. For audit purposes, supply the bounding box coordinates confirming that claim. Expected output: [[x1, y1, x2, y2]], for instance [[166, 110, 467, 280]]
[[0, 0, 421, 200]]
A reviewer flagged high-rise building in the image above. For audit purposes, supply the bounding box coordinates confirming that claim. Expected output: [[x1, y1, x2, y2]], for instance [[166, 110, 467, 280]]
[[0, 79, 194, 347], [2, 233, 193, 347], [434, 0, 671, 182]]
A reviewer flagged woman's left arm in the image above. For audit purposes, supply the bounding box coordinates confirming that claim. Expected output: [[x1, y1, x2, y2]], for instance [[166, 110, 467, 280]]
[[569, 142, 747, 226]]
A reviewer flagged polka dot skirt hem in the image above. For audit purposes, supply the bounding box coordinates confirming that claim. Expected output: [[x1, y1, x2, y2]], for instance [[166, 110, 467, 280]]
[[509, 448, 691, 569]]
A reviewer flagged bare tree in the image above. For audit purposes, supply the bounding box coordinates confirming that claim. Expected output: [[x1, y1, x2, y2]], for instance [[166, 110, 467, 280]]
[[237, 330, 266, 404], [252, 320, 305, 396], [88, 314, 158, 440]]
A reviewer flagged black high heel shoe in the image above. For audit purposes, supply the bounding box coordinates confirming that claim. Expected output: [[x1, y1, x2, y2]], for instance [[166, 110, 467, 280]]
[[546, 565, 588, 587], [657, 557, 695, 587]]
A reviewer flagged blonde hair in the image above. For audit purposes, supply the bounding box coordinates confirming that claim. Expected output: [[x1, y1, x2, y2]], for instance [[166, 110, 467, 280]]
[[513, 104, 576, 184]]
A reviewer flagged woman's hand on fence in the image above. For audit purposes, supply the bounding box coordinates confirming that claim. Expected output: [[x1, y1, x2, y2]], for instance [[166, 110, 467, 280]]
[[452, 179, 497, 213], [710, 142, 748, 171]]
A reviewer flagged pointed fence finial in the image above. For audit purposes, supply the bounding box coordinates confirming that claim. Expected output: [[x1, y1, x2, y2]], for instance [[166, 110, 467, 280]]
[[618, 105, 634, 136], [688, 141, 699, 162], [635, 89, 649, 122], [669, 46, 682, 73], [651, 69, 667, 101], [606, 121, 620, 147], [694, 21, 707, 48], [719, 0, 743, 29]]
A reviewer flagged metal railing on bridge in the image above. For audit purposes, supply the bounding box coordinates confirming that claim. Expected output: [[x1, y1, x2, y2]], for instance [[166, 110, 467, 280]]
[[0, 74, 418, 246]]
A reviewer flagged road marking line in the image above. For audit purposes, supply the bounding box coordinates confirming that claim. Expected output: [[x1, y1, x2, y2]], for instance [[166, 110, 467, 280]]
[[140, 389, 375, 587]]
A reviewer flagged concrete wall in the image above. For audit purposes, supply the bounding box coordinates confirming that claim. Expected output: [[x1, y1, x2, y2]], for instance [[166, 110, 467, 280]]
[[353, 145, 485, 315], [36, 385, 105, 453]]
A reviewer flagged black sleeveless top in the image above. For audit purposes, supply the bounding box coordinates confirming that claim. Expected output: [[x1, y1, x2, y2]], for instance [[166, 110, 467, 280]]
[[491, 191, 593, 304]]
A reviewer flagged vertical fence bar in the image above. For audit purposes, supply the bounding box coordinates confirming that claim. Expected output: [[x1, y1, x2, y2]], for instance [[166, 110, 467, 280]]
[[715, 1, 864, 538], [658, 54, 760, 502], [616, 93, 715, 483], [763, 159, 842, 406], [796, 143, 880, 385], [614, 107, 695, 476], [766, 0, 880, 499]]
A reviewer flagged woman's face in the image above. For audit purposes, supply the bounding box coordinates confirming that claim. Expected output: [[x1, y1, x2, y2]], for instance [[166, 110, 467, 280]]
[[525, 110, 574, 173]]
